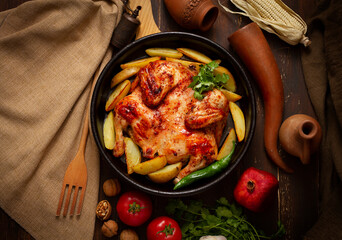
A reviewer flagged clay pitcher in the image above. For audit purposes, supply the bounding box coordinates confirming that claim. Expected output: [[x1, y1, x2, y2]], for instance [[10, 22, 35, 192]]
[[279, 114, 322, 165], [164, 0, 219, 31]]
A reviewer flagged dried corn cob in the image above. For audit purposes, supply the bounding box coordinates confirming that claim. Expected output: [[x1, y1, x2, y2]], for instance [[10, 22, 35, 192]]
[[219, 0, 311, 46]]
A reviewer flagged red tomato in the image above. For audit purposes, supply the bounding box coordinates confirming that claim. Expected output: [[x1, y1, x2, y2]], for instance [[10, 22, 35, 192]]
[[116, 191, 152, 227], [147, 216, 182, 240]]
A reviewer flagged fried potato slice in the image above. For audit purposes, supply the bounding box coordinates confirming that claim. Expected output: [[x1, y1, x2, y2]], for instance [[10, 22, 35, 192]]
[[133, 156, 167, 175], [124, 137, 142, 174], [217, 128, 237, 160], [120, 56, 161, 69], [220, 89, 242, 102], [165, 57, 201, 72], [105, 80, 131, 111], [148, 162, 182, 183], [111, 66, 140, 88], [103, 111, 115, 150], [177, 48, 212, 64], [229, 101, 245, 142], [214, 59, 222, 64], [145, 48, 183, 59], [213, 66, 237, 92]]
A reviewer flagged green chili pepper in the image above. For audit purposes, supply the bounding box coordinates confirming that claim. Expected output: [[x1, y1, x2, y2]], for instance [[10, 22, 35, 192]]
[[173, 142, 236, 190]]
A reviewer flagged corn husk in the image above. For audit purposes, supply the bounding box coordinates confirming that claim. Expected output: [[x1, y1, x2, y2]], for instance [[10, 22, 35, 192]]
[[219, 0, 311, 46]]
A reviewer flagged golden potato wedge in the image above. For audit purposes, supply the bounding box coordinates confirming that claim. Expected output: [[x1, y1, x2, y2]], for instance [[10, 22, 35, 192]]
[[132, 156, 167, 175], [165, 57, 201, 72], [148, 162, 182, 183], [145, 48, 183, 59], [105, 80, 131, 111], [111, 66, 140, 88], [229, 101, 245, 142], [124, 137, 142, 174], [103, 111, 115, 150], [220, 89, 242, 102], [213, 66, 237, 92], [217, 128, 237, 160], [177, 48, 212, 64], [130, 77, 140, 93], [120, 56, 161, 69]]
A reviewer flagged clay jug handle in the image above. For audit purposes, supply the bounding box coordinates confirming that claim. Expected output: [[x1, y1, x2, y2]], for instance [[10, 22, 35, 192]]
[[300, 138, 311, 165], [299, 120, 317, 165]]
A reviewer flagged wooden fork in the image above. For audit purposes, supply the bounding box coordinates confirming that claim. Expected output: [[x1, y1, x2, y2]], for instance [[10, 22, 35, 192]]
[[56, 111, 88, 217]]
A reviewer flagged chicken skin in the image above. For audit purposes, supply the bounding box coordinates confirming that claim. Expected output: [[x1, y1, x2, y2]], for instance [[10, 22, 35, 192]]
[[113, 60, 229, 180]]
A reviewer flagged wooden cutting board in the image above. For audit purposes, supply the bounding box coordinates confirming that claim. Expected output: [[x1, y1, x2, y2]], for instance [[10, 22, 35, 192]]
[[130, 0, 161, 39]]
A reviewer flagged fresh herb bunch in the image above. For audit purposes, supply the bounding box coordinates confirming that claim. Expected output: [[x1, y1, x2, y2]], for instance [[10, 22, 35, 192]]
[[165, 197, 285, 240], [189, 61, 229, 100]]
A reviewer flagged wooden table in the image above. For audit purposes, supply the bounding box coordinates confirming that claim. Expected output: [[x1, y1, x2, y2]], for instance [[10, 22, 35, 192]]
[[0, 0, 318, 239]]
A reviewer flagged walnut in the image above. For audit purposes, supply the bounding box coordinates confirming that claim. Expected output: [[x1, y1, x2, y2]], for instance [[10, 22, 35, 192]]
[[96, 200, 112, 220], [120, 229, 139, 240], [103, 178, 121, 197], [101, 220, 118, 237]]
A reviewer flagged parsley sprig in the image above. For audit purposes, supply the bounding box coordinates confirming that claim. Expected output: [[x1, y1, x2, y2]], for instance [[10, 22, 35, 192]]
[[189, 61, 229, 100], [165, 197, 285, 240]]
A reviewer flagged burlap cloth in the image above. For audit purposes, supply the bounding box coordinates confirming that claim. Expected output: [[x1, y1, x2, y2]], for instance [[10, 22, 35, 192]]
[[302, 0, 342, 239], [1, 0, 342, 239], [0, 0, 123, 239]]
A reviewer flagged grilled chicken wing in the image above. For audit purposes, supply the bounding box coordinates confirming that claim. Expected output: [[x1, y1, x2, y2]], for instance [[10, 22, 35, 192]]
[[113, 60, 229, 180], [185, 89, 229, 129], [139, 60, 190, 107]]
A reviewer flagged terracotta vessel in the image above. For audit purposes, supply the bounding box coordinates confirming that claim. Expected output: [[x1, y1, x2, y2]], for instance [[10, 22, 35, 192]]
[[228, 23, 293, 173], [279, 114, 322, 165], [164, 0, 218, 31]]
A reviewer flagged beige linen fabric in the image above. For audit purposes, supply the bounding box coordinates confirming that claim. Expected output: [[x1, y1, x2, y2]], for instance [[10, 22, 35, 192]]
[[0, 0, 123, 239]]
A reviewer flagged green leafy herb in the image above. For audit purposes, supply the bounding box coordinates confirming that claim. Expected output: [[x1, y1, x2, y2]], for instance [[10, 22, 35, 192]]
[[189, 61, 230, 100], [165, 197, 285, 240]]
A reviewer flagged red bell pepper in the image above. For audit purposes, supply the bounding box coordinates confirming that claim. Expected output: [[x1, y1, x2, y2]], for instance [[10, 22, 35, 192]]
[[234, 167, 279, 212]]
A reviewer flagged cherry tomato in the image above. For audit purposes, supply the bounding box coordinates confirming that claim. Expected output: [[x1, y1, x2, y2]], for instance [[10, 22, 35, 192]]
[[147, 216, 182, 240], [116, 191, 152, 227]]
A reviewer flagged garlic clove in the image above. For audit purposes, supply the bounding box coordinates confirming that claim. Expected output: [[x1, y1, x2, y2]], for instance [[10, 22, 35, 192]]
[[200, 236, 227, 240]]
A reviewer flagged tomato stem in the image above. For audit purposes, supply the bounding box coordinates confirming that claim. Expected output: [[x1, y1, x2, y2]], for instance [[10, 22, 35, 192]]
[[128, 201, 144, 214], [157, 224, 175, 236]]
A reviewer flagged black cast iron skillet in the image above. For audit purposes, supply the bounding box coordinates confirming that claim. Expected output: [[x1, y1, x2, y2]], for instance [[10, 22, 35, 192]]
[[90, 32, 256, 197]]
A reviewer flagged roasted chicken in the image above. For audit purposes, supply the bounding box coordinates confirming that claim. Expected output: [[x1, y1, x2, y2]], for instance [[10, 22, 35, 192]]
[[113, 60, 229, 180]]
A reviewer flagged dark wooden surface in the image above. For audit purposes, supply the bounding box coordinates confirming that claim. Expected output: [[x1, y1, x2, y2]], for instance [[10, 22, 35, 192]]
[[1, 0, 318, 239]]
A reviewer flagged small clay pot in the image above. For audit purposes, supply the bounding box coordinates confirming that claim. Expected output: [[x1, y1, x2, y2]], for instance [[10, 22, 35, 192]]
[[279, 114, 322, 165], [164, 0, 219, 31]]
